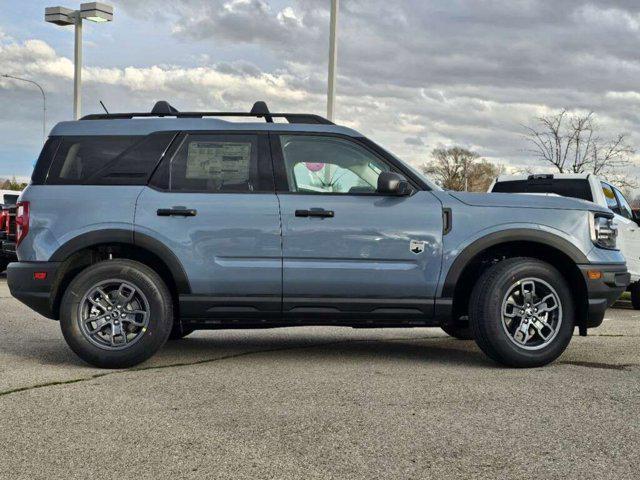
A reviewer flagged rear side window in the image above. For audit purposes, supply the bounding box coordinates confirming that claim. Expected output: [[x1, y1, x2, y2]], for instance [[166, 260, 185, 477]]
[[46, 136, 139, 184], [31, 137, 60, 184], [41, 134, 175, 185], [492, 179, 594, 201], [160, 133, 271, 193]]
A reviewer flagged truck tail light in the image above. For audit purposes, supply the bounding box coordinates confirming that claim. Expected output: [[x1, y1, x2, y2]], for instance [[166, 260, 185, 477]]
[[16, 201, 29, 247], [0, 209, 6, 232]]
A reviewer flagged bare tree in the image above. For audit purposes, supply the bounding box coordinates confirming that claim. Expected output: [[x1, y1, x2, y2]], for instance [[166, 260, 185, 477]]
[[422, 147, 503, 192], [524, 110, 636, 188]]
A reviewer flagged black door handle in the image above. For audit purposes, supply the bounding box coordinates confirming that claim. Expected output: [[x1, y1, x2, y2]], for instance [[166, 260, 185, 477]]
[[157, 207, 197, 217], [295, 208, 335, 218]]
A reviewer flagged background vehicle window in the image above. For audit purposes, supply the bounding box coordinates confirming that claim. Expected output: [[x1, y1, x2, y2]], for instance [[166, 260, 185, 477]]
[[601, 182, 621, 214], [279, 135, 390, 194], [492, 179, 593, 201], [46, 136, 139, 184], [613, 187, 634, 220], [169, 134, 260, 193]]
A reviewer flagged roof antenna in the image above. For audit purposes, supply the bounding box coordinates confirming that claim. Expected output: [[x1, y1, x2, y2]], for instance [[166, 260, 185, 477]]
[[99, 100, 109, 114]]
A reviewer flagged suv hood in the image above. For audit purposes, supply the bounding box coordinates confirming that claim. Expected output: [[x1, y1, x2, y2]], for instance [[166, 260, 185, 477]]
[[448, 191, 609, 213]]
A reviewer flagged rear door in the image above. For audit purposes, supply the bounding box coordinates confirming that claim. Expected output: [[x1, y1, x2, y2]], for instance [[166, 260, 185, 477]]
[[271, 133, 443, 322], [134, 132, 282, 320]]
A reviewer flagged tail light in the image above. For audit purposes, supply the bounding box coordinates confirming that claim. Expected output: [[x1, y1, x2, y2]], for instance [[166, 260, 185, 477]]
[[16, 201, 29, 247], [0, 209, 6, 232]]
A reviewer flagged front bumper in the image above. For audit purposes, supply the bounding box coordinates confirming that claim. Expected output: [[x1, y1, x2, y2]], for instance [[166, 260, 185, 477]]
[[7, 261, 61, 319], [579, 263, 630, 329]]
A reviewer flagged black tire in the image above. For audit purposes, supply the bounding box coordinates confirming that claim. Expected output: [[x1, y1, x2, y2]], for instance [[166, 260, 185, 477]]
[[60, 259, 173, 368], [630, 282, 640, 310], [469, 257, 574, 368], [441, 319, 473, 340], [169, 323, 194, 340]]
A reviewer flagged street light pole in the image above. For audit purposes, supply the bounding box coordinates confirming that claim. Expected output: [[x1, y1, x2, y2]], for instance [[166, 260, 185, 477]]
[[45, 3, 113, 120], [327, 0, 339, 121], [73, 12, 83, 120], [1, 74, 47, 143]]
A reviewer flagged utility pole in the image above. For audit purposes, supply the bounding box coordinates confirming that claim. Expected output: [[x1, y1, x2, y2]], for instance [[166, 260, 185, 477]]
[[327, 0, 339, 121], [1, 74, 47, 143]]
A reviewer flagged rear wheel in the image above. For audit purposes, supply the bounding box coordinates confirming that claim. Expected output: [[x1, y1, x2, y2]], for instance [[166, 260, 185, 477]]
[[60, 259, 173, 368], [470, 257, 574, 368], [630, 282, 640, 310]]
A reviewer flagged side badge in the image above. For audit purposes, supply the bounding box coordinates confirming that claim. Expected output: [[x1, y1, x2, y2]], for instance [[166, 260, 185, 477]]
[[410, 239, 426, 254]]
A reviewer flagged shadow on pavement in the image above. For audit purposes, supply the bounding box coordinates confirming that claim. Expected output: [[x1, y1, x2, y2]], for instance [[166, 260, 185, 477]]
[[2, 331, 492, 370]]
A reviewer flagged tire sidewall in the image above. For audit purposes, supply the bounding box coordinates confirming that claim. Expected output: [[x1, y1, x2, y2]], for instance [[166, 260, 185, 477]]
[[472, 259, 575, 367], [60, 260, 173, 368]]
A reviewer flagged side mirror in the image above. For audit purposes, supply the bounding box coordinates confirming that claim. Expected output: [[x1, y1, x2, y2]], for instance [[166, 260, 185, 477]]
[[377, 172, 411, 196]]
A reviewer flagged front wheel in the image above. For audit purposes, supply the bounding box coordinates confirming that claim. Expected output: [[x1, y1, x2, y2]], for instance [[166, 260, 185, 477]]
[[60, 259, 174, 368], [470, 257, 574, 368]]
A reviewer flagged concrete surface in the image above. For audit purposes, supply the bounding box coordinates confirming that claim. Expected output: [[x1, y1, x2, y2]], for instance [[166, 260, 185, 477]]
[[0, 277, 638, 480]]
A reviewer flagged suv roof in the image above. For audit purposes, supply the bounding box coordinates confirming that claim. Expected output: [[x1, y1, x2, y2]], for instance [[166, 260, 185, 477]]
[[50, 101, 363, 138]]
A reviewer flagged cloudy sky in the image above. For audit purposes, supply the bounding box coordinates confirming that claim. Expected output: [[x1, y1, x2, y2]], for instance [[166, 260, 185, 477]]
[[2, 0, 640, 184]]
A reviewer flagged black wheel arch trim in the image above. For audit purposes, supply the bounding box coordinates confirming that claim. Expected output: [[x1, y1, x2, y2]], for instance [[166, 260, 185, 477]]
[[441, 228, 589, 297], [49, 229, 191, 294]]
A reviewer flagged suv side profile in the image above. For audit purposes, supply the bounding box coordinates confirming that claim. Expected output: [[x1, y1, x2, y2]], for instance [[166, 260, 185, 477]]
[[8, 102, 630, 369]]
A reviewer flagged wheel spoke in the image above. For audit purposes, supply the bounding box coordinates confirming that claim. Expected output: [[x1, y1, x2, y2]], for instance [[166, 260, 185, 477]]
[[520, 280, 536, 304], [115, 283, 137, 307], [532, 318, 555, 341], [122, 310, 147, 327], [535, 294, 558, 313], [110, 322, 127, 346], [96, 287, 114, 306], [85, 314, 110, 334]]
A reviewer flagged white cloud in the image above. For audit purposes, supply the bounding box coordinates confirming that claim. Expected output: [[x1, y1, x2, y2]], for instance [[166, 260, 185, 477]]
[[4, 0, 640, 185]]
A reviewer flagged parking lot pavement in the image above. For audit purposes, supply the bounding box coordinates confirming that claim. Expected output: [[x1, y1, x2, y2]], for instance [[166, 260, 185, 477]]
[[0, 278, 638, 480]]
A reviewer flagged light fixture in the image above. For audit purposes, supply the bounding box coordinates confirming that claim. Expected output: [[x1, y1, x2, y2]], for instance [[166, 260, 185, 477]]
[[80, 2, 113, 23], [44, 6, 75, 26]]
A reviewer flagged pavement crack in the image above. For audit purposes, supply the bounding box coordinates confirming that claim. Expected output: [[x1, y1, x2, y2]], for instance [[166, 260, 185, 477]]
[[0, 334, 444, 398], [559, 360, 635, 371]]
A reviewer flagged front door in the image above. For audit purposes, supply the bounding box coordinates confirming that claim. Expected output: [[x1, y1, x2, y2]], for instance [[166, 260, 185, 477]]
[[271, 134, 443, 321], [134, 132, 282, 320], [608, 183, 640, 279]]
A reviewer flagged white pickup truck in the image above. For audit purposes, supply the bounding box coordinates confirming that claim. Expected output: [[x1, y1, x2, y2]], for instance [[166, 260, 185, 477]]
[[489, 173, 640, 307]]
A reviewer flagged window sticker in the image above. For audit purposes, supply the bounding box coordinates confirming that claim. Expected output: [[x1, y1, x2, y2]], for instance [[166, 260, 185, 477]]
[[186, 142, 251, 183]]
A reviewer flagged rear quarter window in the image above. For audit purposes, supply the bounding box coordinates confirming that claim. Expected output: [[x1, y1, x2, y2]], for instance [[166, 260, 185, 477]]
[[492, 179, 594, 202], [39, 133, 176, 185]]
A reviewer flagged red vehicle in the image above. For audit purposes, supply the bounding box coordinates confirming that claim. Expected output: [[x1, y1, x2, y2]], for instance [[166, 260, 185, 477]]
[[0, 193, 19, 272]]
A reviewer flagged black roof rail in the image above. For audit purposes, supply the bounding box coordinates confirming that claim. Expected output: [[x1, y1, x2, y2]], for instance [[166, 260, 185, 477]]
[[80, 101, 334, 125]]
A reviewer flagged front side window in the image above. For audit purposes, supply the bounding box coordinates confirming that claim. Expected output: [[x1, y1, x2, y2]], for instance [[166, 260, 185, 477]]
[[613, 187, 634, 220], [279, 135, 390, 194], [169, 134, 262, 193], [601, 182, 621, 215]]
